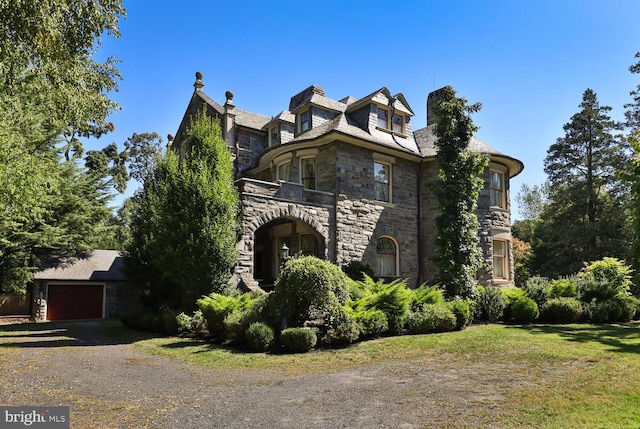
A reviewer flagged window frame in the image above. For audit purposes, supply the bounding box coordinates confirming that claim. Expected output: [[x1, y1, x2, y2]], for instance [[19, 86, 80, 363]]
[[375, 236, 399, 278], [376, 106, 404, 134], [374, 161, 391, 203], [492, 239, 509, 280], [299, 110, 310, 133], [276, 161, 291, 182], [269, 125, 279, 146], [299, 156, 316, 190], [489, 170, 506, 208]]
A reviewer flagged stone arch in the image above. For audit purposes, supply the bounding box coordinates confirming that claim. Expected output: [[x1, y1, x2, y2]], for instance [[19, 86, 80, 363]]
[[246, 205, 329, 241]]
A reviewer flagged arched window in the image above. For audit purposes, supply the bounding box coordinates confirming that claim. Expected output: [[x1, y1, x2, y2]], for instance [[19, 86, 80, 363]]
[[376, 236, 398, 277]]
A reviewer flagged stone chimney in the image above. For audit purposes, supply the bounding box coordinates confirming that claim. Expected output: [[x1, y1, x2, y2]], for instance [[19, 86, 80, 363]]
[[223, 90, 236, 147], [426, 87, 448, 126], [289, 85, 325, 112]]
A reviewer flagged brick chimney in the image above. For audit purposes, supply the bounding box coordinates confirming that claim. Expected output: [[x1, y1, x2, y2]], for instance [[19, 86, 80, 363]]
[[426, 87, 448, 126]]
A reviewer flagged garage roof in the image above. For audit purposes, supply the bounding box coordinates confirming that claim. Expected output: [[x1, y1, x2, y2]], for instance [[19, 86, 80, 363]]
[[34, 250, 126, 282]]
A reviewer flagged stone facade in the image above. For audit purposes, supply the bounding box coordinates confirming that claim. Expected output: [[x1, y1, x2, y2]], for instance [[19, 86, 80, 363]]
[[173, 74, 524, 288]]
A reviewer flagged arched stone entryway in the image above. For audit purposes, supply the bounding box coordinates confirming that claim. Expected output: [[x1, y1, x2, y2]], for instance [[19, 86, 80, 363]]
[[253, 217, 325, 288], [234, 197, 332, 287]]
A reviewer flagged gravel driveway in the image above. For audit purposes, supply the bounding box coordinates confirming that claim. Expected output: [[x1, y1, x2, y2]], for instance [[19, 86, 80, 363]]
[[0, 321, 511, 429]]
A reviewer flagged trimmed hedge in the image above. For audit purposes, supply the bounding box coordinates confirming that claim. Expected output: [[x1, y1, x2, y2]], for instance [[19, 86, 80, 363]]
[[281, 328, 317, 353], [540, 297, 582, 323], [245, 322, 274, 352]]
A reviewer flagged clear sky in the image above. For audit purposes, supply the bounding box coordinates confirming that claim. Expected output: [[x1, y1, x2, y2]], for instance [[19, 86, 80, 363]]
[[91, 0, 640, 219]]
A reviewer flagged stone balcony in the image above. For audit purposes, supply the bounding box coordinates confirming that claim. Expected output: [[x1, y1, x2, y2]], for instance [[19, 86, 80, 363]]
[[236, 178, 335, 206]]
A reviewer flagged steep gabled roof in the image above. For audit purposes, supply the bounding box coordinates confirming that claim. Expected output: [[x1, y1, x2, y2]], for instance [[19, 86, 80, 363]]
[[263, 110, 296, 129], [234, 108, 271, 131], [346, 87, 414, 116]]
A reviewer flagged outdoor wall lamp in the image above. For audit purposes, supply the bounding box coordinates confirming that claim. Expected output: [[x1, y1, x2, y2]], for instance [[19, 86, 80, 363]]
[[279, 243, 290, 262]]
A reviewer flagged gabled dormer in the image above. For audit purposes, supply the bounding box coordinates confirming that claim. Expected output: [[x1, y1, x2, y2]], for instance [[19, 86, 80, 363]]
[[264, 111, 295, 147], [346, 87, 414, 137], [288, 85, 346, 136]]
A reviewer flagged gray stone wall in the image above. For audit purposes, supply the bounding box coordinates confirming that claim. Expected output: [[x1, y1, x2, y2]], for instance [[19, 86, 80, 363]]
[[418, 160, 439, 284], [105, 282, 140, 318]]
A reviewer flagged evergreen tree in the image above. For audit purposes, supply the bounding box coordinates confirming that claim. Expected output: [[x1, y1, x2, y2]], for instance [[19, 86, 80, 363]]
[[125, 109, 240, 310], [535, 89, 630, 277], [432, 86, 489, 299]]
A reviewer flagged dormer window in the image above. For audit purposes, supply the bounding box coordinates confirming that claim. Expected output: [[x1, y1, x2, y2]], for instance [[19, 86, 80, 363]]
[[269, 126, 279, 146], [376, 106, 404, 134], [299, 110, 310, 132]]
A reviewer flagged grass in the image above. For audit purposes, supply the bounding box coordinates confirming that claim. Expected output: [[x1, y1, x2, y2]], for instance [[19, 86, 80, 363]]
[[133, 322, 640, 428]]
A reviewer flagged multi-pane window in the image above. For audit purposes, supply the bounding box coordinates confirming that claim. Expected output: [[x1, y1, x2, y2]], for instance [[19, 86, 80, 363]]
[[269, 126, 279, 146], [391, 113, 403, 133], [490, 171, 505, 208], [377, 107, 388, 128], [492, 239, 508, 279], [376, 237, 397, 277], [374, 162, 390, 202], [300, 110, 310, 132], [300, 157, 316, 190], [277, 162, 291, 182]]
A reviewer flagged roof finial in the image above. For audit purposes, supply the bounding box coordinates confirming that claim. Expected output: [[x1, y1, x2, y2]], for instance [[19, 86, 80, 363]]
[[225, 90, 235, 107], [194, 71, 204, 91]]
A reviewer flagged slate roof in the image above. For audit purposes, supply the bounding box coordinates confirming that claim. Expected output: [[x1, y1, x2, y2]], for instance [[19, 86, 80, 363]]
[[234, 109, 271, 130], [414, 125, 524, 176], [34, 250, 127, 282], [288, 113, 422, 156]]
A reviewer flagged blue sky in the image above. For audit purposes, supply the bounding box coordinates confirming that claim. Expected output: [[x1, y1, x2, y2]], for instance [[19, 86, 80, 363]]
[[91, 1, 640, 219]]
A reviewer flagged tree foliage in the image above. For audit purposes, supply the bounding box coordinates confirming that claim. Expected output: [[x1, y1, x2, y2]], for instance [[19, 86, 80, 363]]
[[0, 1, 126, 293], [534, 89, 630, 277], [431, 86, 489, 299], [125, 109, 240, 310]]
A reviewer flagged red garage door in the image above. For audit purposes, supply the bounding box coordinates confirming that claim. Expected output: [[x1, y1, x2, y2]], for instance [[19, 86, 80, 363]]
[[47, 284, 104, 320]]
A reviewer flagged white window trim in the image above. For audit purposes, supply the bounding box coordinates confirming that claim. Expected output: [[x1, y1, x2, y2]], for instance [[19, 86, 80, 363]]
[[489, 165, 507, 209], [269, 125, 279, 146], [274, 153, 293, 182], [491, 237, 510, 281], [373, 158, 393, 203], [299, 156, 316, 190], [298, 109, 311, 133], [376, 105, 405, 135]]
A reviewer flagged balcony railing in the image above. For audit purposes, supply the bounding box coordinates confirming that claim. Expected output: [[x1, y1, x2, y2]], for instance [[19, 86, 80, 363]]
[[236, 178, 334, 206]]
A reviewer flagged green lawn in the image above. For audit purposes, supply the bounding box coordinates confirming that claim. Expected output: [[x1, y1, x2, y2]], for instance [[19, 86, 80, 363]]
[[134, 322, 640, 428]]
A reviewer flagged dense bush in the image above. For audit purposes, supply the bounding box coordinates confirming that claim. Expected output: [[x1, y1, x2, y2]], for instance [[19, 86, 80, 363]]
[[349, 277, 411, 335], [341, 260, 376, 282], [121, 308, 179, 334], [322, 306, 360, 346], [587, 296, 636, 323], [522, 276, 551, 307], [176, 312, 192, 334], [548, 277, 578, 299], [510, 297, 539, 324], [405, 304, 457, 334], [540, 297, 582, 323], [476, 286, 505, 322], [410, 284, 445, 309], [447, 299, 472, 329], [281, 327, 317, 353], [350, 308, 388, 338], [501, 286, 527, 321], [578, 273, 626, 303], [272, 256, 349, 328], [580, 257, 632, 295], [245, 322, 274, 352]]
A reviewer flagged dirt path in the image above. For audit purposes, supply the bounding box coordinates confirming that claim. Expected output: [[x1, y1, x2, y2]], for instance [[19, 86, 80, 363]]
[[0, 321, 510, 428]]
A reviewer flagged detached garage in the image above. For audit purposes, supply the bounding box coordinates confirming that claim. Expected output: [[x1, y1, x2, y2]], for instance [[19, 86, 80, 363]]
[[33, 250, 135, 321]]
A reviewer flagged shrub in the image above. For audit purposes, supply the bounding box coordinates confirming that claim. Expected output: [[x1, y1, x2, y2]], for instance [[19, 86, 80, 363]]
[[540, 297, 582, 323], [522, 276, 551, 307], [501, 286, 527, 321], [405, 304, 457, 334], [322, 306, 360, 346], [588, 296, 636, 323], [476, 286, 505, 322], [510, 297, 539, 324], [351, 308, 388, 338], [245, 322, 274, 352], [176, 312, 192, 334], [342, 260, 376, 282], [410, 283, 445, 310], [273, 256, 349, 328], [580, 257, 633, 295], [447, 299, 472, 329], [161, 308, 179, 335], [548, 277, 578, 299], [197, 292, 257, 339], [350, 277, 411, 335], [578, 272, 629, 303], [281, 328, 317, 353]]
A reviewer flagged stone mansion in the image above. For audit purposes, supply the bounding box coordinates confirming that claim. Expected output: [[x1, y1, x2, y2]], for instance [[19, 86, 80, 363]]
[[172, 72, 524, 289]]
